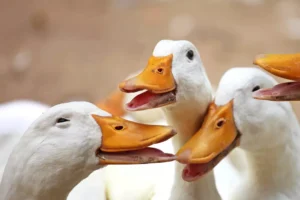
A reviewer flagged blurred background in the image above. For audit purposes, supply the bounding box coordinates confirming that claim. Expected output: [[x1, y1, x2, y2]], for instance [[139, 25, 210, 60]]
[[1, 0, 300, 115]]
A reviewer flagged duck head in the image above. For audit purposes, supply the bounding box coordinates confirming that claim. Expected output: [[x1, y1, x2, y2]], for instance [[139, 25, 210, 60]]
[[253, 53, 300, 101], [176, 68, 293, 181], [119, 40, 212, 111], [18, 102, 176, 168], [0, 102, 177, 199]]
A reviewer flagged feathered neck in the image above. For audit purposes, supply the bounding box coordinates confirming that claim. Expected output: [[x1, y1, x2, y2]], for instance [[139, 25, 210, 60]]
[[245, 125, 300, 188], [163, 97, 221, 200], [0, 137, 100, 200], [237, 111, 300, 199], [164, 102, 205, 150]]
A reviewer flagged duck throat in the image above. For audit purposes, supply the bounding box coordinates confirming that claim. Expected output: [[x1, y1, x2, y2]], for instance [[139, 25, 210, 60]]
[[0, 138, 99, 200], [0, 163, 95, 200], [245, 136, 300, 188], [163, 102, 208, 151], [163, 100, 221, 200], [170, 164, 221, 200]]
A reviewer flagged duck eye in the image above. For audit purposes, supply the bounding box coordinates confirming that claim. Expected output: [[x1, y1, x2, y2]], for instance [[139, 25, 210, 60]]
[[252, 86, 260, 92], [186, 50, 194, 60], [56, 118, 70, 123]]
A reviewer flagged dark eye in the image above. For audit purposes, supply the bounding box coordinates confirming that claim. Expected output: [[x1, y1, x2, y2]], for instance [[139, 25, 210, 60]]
[[186, 50, 194, 60], [252, 86, 260, 92], [56, 118, 70, 123]]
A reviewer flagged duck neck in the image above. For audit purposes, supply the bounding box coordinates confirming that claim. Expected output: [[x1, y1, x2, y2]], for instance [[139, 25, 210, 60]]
[[163, 102, 206, 150], [245, 127, 300, 189], [163, 100, 221, 200], [0, 167, 96, 200], [0, 139, 101, 200]]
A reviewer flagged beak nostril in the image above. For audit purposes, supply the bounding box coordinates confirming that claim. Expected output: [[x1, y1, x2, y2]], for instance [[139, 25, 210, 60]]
[[215, 118, 226, 129], [156, 68, 164, 74], [114, 126, 124, 131]]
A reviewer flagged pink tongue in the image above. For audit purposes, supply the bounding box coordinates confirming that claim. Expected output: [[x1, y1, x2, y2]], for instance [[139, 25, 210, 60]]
[[127, 91, 158, 109], [253, 82, 300, 101], [182, 164, 209, 182], [127, 147, 166, 155]]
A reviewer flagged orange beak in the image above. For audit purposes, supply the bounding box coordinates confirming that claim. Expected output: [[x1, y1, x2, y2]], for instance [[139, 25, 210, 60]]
[[118, 55, 177, 111], [119, 54, 176, 93], [96, 89, 126, 116], [254, 53, 300, 81], [176, 100, 240, 181], [253, 53, 300, 101], [91, 114, 177, 164]]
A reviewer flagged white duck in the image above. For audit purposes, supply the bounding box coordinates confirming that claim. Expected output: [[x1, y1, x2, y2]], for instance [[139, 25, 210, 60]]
[[0, 100, 107, 200], [0, 100, 49, 180], [177, 67, 300, 200], [118, 68, 239, 200], [0, 101, 176, 200], [119, 40, 223, 200]]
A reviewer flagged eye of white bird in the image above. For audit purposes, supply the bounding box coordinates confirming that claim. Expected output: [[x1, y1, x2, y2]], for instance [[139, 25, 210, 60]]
[[252, 85, 260, 92], [56, 118, 70, 123], [186, 50, 194, 60]]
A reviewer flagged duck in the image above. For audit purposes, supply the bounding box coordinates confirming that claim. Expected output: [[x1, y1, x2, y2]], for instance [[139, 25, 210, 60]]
[[253, 53, 300, 101], [177, 67, 300, 200], [0, 100, 107, 200], [0, 100, 49, 180], [119, 40, 226, 200], [0, 94, 169, 200], [0, 101, 177, 200]]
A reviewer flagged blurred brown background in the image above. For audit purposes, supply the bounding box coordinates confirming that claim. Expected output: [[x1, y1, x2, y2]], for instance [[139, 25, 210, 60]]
[[1, 0, 300, 115]]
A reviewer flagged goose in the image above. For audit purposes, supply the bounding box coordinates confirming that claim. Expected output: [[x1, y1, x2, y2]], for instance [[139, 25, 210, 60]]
[[177, 67, 300, 200], [0, 101, 177, 200], [253, 53, 300, 101], [0, 100, 49, 180], [119, 40, 225, 200]]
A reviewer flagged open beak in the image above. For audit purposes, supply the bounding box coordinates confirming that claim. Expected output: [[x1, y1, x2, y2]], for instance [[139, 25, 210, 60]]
[[96, 89, 126, 116], [119, 54, 177, 111], [176, 100, 240, 182], [253, 82, 300, 101], [254, 53, 300, 81], [253, 53, 300, 101], [92, 114, 177, 164]]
